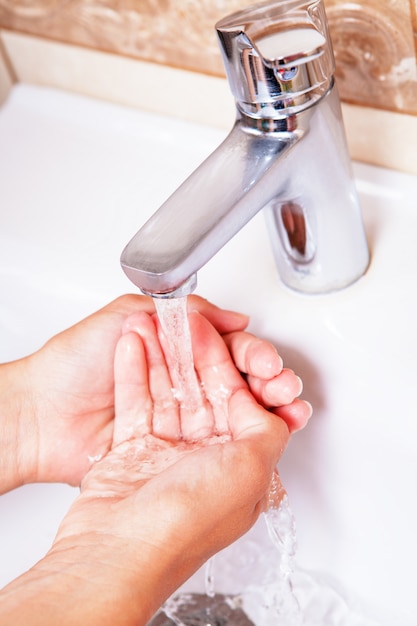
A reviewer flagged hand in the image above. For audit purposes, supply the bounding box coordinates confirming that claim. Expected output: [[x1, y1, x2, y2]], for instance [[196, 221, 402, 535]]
[[0, 294, 249, 493], [0, 311, 310, 626], [2, 312, 292, 626], [0, 293, 310, 494]]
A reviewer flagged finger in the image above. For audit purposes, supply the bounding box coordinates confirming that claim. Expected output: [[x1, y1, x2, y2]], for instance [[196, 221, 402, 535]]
[[113, 331, 151, 446], [228, 388, 290, 474], [271, 398, 313, 433], [123, 312, 181, 441], [187, 295, 249, 335], [246, 368, 303, 407], [222, 331, 283, 379], [189, 312, 248, 437], [107, 293, 156, 317]]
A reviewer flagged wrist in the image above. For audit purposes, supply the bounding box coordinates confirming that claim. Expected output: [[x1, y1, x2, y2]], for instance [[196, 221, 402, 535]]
[[43, 497, 210, 626], [0, 532, 191, 626], [0, 539, 139, 625], [0, 359, 39, 493]]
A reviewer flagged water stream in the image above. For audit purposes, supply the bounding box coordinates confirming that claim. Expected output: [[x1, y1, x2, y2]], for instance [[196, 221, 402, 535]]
[[154, 297, 206, 439]]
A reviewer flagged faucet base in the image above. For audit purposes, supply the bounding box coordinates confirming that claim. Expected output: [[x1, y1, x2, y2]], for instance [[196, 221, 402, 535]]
[[263, 87, 370, 294]]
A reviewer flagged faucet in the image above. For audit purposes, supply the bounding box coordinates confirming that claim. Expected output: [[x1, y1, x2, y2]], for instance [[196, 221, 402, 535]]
[[121, 0, 370, 297]]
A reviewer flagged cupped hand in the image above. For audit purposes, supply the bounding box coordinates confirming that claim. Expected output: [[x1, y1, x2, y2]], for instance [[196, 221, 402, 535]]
[[50, 312, 292, 623], [0, 310, 311, 625]]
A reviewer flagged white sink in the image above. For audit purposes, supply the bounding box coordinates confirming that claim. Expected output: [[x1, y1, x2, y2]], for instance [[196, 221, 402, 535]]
[[0, 85, 416, 623]]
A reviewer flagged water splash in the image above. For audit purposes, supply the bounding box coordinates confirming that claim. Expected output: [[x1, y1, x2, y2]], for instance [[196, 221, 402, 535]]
[[162, 592, 254, 626]]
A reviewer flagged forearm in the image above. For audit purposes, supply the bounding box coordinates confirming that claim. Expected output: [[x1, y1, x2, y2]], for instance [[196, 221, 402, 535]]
[[0, 535, 190, 626], [0, 359, 37, 494]]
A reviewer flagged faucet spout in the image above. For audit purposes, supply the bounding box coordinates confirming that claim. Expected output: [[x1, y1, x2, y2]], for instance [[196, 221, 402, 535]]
[[121, 0, 369, 297], [121, 116, 300, 296]]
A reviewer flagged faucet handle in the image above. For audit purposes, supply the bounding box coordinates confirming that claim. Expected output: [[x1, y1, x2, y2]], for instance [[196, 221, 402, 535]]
[[216, 0, 335, 119]]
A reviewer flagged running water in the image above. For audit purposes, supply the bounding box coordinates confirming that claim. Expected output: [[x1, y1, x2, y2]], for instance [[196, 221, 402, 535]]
[[261, 474, 302, 625], [154, 296, 205, 417], [154, 296, 301, 625], [205, 556, 216, 599], [155, 296, 232, 440]]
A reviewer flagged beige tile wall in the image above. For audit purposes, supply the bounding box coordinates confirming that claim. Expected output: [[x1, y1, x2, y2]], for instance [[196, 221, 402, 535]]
[[0, 30, 14, 103], [326, 0, 417, 114], [0, 1, 417, 174], [0, 0, 416, 115]]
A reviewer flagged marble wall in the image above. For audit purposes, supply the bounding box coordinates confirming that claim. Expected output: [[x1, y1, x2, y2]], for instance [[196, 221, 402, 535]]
[[325, 0, 417, 114], [0, 0, 416, 115]]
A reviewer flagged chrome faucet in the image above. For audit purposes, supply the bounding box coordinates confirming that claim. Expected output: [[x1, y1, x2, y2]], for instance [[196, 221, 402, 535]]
[[121, 0, 369, 297]]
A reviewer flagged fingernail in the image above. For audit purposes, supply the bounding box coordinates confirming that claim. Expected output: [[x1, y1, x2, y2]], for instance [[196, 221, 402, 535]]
[[304, 400, 313, 418], [296, 375, 304, 396]]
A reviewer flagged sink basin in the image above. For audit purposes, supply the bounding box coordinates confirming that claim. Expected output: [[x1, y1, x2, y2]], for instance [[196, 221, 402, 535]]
[[0, 84, 416, 623]]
